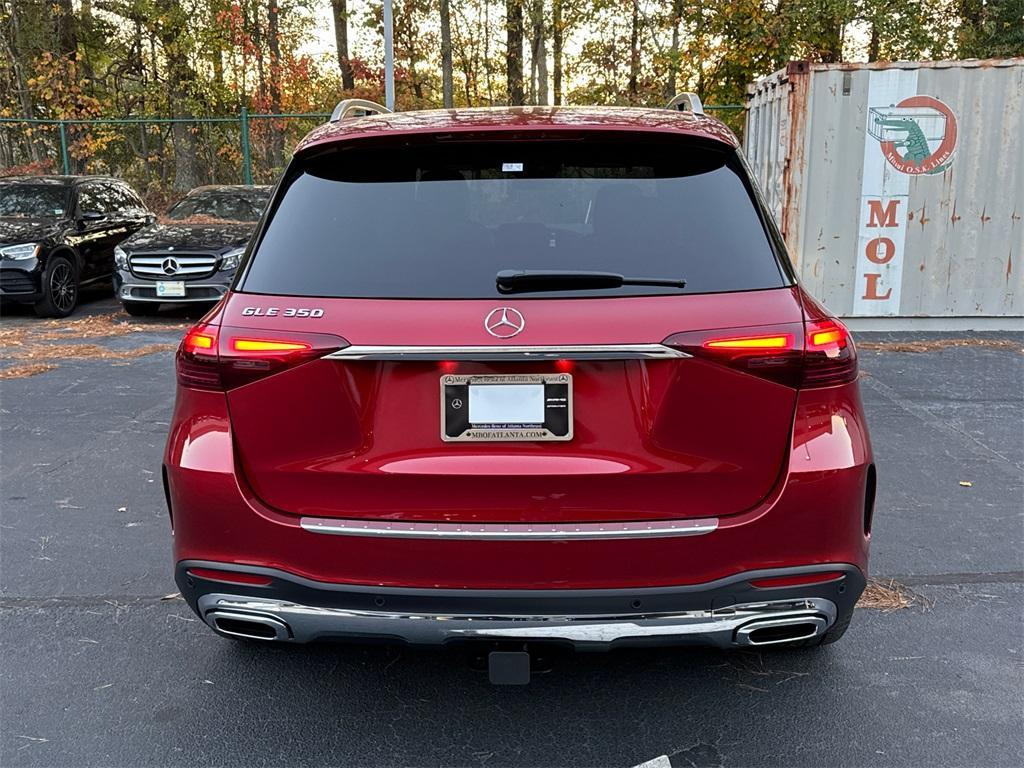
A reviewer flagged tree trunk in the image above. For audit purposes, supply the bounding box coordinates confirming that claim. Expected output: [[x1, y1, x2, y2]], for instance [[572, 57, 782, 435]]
[[155, 1, 203, 191], [55, 0, 77, 58], [440, 0, 454, 108], [505, 0, 524, 106], [664, 0, 682, 100], [484, 0, 494, 104], [4, 2, 40, 161], [628, 0, 639, 102], [268, 0, 284, 172], [330, 0, 354, 89], [530, 0, 547, 105], [552, 0, 562, 105]]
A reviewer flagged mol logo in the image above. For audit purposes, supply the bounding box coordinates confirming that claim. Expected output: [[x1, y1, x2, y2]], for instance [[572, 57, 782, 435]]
[[867, 95, 958, 175]]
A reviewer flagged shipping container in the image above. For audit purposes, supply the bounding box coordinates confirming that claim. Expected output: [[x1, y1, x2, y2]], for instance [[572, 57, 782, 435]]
[[745, 59, 1024, 325]]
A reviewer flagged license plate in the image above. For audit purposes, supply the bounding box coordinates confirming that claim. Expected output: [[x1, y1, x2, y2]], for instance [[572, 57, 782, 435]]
[[441, 373, 572, 442], [156, 281, 186, 298]]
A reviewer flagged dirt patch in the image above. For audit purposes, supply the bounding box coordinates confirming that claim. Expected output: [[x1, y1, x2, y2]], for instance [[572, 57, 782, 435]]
[[858, 338, 1022, 354], [0, 310, 185, 378], [0, 363, 59, 380], [1, 342, 176, 363], [857, 578, 929, 612]]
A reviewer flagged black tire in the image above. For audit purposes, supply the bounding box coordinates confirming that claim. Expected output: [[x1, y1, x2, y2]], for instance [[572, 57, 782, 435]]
[[33, 254, 79, 318], [123, 301, 160, 317]]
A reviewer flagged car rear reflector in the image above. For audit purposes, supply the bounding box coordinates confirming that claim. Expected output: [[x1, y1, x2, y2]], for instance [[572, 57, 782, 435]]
[[749, 571, 845, 589], [187, 567, 273, 586], [175, 323, 348, 391]]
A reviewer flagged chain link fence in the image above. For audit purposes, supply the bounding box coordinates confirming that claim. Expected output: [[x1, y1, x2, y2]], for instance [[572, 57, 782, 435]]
[[0, 110, 329, 205], [1, 106, 742, 206]]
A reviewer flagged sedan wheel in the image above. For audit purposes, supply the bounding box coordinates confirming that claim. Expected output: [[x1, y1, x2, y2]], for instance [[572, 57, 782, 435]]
[[33, 255, 79, 318]]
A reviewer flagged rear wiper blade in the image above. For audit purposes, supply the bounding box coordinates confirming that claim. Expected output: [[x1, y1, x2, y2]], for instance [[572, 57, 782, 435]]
[[496, 269, 686, 294]]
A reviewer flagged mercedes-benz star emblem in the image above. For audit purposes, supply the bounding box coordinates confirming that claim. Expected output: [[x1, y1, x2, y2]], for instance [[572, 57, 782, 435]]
[[161, 257, 179, 275], [484, 307, 525, 339]]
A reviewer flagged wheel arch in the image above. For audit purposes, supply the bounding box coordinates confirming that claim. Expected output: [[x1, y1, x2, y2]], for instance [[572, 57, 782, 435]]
[[48, 245, 82, 275]]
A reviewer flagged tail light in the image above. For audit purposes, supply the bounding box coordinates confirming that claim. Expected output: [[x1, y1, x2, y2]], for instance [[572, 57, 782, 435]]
[[802, 318, 857, 386], [176, 323, 348, 391], [664, 316, 857, 389], [664, 322, 805, 387], [177, 323, 221, 390]]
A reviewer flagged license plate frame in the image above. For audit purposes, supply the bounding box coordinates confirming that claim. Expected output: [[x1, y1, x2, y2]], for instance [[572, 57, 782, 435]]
[[441, 373, 573, 442], [156, 280, 186, 298]]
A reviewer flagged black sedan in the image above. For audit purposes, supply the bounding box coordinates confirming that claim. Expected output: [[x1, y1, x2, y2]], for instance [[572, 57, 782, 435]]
[[0, 176, 152, 317], [114, 185, 271, 316]]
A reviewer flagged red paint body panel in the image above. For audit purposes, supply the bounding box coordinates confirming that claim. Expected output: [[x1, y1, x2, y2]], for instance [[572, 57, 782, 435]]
[[165, 376, 872, 589]]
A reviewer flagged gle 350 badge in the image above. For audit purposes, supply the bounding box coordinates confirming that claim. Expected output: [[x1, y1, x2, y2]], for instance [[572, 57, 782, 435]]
[[241, 307, 324, 318]]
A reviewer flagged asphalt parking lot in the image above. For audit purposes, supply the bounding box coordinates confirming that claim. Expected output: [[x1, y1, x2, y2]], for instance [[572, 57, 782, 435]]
[[1, 294, 1022, 768]]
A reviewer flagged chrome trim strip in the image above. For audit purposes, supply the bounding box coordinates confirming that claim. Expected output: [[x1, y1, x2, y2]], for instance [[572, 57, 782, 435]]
[[299, 517, 718, 540], [198, 594, 837, 648], [322, 343, 690, 362]]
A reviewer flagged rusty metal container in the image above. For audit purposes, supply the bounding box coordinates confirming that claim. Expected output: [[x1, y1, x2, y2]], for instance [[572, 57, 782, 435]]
[[744, 59, 1023, 324]]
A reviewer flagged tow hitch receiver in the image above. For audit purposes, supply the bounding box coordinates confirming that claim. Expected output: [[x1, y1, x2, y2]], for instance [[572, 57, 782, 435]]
[[488, 651, 532, 685]]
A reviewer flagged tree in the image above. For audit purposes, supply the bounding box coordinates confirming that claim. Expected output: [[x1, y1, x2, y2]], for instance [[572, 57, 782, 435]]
[[149, 0, 203, 190], [506, 0, 524, 105], [440, 0, 453, 107], [552, 0, 563, 104], [267, 0, 284, 169], [529, 0, 548, 105], [957, 0, 1024, 57], [330, 0, 355, 89]]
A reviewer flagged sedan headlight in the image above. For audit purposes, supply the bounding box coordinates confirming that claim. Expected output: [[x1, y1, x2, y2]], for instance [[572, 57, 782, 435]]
[[0, 242, 41, 260], [219, 246, 246, 272], [113, 246, 129, 270]]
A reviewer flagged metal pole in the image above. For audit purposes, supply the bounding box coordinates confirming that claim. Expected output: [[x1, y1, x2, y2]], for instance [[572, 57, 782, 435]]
[[240, 107, 253, 185], [57, 121, 70, 174], [383, 0, 395, 110]]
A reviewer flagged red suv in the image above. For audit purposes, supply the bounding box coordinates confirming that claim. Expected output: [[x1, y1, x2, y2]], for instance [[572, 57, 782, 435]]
[[166, 100, 873, 673]]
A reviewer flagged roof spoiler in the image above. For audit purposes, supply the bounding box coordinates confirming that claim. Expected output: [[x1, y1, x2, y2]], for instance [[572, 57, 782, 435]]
[[664, 93, 704, 116], [329, 99, 392, 122]]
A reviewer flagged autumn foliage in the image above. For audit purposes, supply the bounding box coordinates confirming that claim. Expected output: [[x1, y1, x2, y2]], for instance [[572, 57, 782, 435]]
[[1, 1, 1019, 193]]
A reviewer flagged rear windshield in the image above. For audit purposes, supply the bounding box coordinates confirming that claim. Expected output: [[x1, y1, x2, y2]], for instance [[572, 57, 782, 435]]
[[168, 190, 269, 223], [240, 137, 787, 299]]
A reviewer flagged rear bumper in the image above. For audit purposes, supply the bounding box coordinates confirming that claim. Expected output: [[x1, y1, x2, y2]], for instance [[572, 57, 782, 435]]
[[177, 561, 863, 649]]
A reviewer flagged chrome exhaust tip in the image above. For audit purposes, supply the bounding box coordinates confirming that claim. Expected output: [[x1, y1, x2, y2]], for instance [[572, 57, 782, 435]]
[[207, 611, 290, 641], [734, 615, 829, 647]]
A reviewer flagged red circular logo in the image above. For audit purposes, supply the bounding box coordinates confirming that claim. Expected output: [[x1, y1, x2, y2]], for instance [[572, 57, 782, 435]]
[[878, 95, 957, 175]]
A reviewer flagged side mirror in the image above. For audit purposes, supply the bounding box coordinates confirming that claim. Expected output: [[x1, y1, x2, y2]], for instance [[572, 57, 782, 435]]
[[78, 211, 106, 227]]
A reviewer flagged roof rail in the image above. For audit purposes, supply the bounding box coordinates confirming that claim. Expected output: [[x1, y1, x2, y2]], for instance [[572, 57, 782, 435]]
[[329, 99, 392, 122], [664, 93, 704, 116]]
